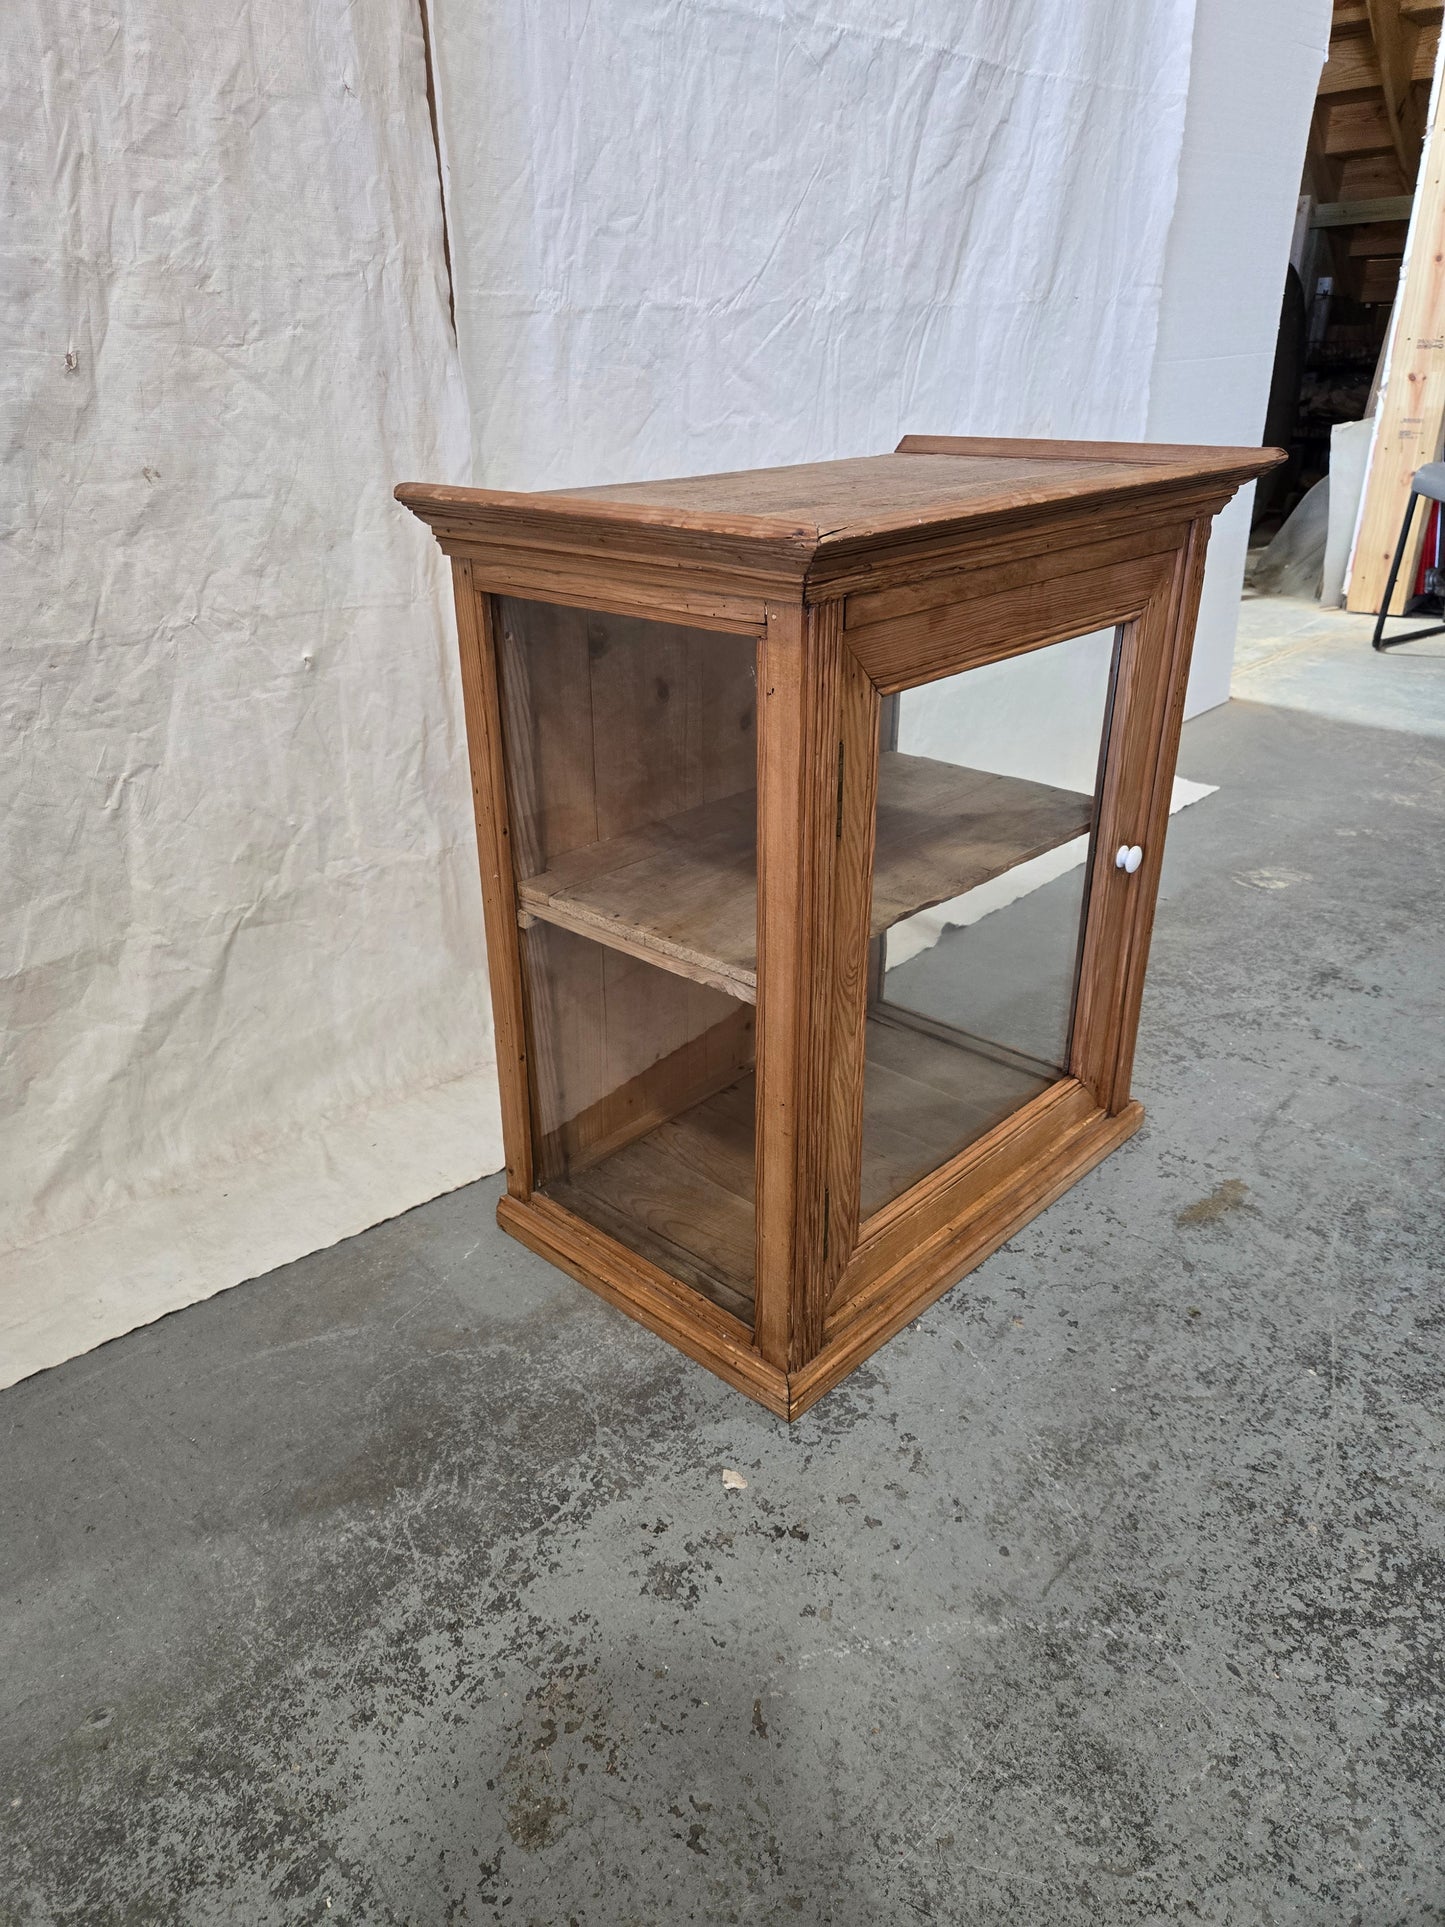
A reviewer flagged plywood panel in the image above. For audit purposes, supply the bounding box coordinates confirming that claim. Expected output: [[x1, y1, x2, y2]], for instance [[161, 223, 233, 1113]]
[[1347, 42, 1445, 613]]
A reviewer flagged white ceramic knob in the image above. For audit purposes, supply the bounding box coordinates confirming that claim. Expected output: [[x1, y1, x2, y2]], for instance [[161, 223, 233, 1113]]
[[1115, 843, 1143, 875]]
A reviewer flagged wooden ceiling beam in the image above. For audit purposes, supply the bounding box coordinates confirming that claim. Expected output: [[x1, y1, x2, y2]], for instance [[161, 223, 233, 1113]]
[[1349, 218, 1411, 249], [1313, 192, 1415, 222], [1359, 256, 1405, 301], [1325, 94, 1404, 153], [1336, 0, 1439, 34], [1366, 0, 1426, 174], [1338, 150, 1411, 194], [1321, 37, 1383, 92]]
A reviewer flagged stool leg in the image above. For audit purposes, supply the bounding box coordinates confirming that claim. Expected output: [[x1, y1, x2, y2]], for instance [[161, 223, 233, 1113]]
[[1373, 493, 1419, 651]]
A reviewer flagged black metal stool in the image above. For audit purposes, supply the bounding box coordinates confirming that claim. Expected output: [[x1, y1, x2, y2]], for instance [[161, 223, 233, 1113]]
[[1372, 460, 1445, 651]]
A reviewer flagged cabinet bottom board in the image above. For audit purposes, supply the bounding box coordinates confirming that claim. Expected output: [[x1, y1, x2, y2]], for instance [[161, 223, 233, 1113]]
[[500, 1097, 1143, 1419], [545, 1077, 756, 1324], [540, 1019, 1055, 1326]]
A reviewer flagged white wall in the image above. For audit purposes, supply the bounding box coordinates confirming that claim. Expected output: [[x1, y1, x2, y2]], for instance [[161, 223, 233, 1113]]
[[437, 0, 1328, 718], [1146, 0, 1331, 716]]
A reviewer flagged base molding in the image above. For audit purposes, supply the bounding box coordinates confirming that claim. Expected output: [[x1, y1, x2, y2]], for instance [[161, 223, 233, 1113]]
[[496, 1098, 1143, 1421], [785, 1100, 1142, 1419], [497, 1191, 789, 1416]]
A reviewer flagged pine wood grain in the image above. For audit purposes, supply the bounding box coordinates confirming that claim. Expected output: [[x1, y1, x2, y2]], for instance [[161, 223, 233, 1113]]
[[451, 571, 535, 1198], [1326, 95, 1397, 155], [1069, 520, 1211, 1112], [514, 753, 1093, 1001], [828, 1078, 1097, 1320], [1339, 150, 1410, 198], [398, 445, 1281, 625], [401, 440, 1265, 1412], [892, 434, 1260, 466], [754, 599, 841, 1368], [1100, 522, 1212, 1111], [549, 1075, 756, 1323], [859, 1015, 1052, 1217], [847, 553, 1169, 693], [497, 1191, 788, 1416], [540, 1012, 1052, 1331], [841, 520, 1189, 631], [549, 451, 1278, 542], [793, 1098, 1143, 1419], [821, 635, 881, 1303]]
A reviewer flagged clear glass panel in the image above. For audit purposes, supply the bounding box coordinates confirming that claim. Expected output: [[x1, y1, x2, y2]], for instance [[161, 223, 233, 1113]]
[[496, 598, 758, 1325], [860, 627, 1119, 1218]]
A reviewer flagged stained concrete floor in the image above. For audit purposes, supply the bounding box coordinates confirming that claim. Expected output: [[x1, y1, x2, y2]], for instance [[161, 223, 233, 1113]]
[[4, 686, 1445, 1925]]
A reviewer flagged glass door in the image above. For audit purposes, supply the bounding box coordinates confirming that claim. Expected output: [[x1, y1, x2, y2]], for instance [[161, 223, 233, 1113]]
[[859, 626, 1120, 1218]]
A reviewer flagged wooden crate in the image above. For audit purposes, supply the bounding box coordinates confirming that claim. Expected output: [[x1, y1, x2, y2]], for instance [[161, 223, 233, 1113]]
[[399, 436, 1280, 1419]]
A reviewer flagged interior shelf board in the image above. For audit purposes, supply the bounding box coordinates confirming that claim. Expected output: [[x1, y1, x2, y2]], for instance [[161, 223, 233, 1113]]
[[516, 752, 1094, 1000]]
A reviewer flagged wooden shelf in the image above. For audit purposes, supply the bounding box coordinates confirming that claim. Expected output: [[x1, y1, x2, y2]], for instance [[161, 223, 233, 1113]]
[[517, 752, 1095, 1002], [860, 1010, 1052, 1217]]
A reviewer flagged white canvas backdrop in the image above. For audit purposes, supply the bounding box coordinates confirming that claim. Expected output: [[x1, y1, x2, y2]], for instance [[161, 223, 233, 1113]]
[[435, 0, 1199, 488], [0, 0, 494, 1385], [5, 0, 1230, 1385]]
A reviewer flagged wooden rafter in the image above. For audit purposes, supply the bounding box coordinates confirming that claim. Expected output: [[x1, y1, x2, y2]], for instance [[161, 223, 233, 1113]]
[[1296, 2, 1440, 327], [1366, 0, 1425, 172]]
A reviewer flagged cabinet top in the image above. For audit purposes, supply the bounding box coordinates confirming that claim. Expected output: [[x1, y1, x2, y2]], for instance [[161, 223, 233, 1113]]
[[401, 437, 1278, 541], [550, 438, 1279, 532], [398, 437, 1282, 609]]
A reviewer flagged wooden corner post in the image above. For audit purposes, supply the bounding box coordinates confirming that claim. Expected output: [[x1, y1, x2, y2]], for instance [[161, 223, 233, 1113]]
[[754, 597, 851, 1372], [450, 562, 535, 1199]]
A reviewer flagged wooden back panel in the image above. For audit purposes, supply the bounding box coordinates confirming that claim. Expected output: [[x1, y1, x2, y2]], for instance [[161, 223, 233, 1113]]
[[495, 598, 757, 871]]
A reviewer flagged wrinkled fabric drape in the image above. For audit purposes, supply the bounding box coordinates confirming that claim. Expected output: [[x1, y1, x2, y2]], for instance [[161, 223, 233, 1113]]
[[434, 0, 1198, 488], [1, 0, 493, 1383]]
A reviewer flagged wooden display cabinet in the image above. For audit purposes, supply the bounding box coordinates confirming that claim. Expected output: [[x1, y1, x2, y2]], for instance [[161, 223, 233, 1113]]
[[399, 436, 1279, 1419]]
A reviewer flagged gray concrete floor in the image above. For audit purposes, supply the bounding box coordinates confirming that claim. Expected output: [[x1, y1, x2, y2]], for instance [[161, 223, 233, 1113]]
[[1234, 589, 1445, 739], [4, 684, 1445, 1925]]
